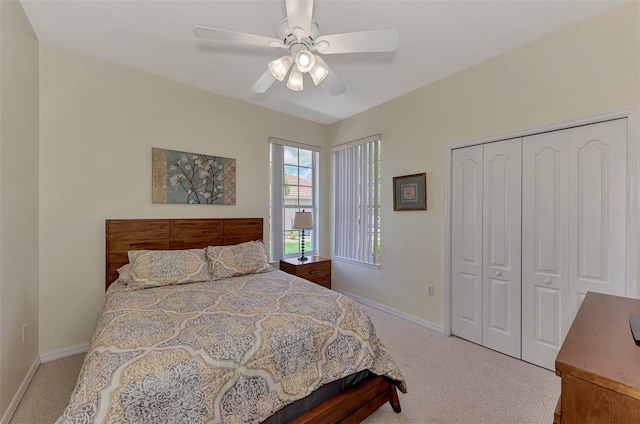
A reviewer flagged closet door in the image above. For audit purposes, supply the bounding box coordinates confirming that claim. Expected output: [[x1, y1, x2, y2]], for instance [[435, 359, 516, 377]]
[[452, 145, 483, 345], [522, 130, 570, 370], [522, 118, 627, 370], [482, 138, 522, 358], [568, 119, 627, 312]]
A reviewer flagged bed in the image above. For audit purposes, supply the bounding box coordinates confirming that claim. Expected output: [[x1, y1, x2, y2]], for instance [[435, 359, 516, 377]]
[[57, 218, 405, 423]]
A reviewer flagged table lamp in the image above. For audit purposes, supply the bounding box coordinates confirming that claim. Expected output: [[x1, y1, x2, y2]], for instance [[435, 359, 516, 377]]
[[293, 210, 313, 261]]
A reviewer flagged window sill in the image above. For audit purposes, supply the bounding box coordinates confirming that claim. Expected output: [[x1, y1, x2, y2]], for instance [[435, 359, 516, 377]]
[[333, 256, 381, 270]]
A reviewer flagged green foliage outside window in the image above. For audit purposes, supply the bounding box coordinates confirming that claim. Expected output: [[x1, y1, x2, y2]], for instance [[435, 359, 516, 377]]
[[285, 241, 311, 254]]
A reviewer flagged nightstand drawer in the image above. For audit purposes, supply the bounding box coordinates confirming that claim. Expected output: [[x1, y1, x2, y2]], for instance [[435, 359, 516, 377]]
[[279, 256, 332, 290], [313, 277, 332, 289], [296, 261, 331, 281]]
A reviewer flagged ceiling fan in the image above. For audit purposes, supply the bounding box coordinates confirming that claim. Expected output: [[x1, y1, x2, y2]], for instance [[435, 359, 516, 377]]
[[193, 0, 399, 96]]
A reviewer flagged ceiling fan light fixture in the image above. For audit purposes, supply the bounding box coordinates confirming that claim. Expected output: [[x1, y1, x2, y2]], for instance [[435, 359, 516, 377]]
[[309, 60, 329, 85], [295, 49, 315, 73], [194, 0, 399, 96], [287, 65, 304, 91], [268, 55, 293, 81]]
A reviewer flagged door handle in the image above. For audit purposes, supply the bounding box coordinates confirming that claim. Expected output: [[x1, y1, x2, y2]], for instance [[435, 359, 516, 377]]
[[543, 278, 551, 284]]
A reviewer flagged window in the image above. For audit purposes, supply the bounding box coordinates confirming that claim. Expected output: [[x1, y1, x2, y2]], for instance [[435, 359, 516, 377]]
[[270, 138, 319, 261], [333, 134, 381, 267]]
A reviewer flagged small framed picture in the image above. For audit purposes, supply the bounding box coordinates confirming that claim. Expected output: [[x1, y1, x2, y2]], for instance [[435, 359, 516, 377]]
[[393, 173, 427, 211]]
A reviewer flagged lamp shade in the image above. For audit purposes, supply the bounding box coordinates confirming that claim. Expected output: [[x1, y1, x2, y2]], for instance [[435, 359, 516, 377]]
[[287, 66, 304, 91], [268, 55, 293, 81], [293, 211, 313, 230], [309, 60, 329, 85]]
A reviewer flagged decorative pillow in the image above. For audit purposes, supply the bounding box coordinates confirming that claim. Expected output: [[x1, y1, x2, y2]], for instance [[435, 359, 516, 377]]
[[116, 263, 133, 284], [206, 240, 273, 280], [127, 248, 212, 290]]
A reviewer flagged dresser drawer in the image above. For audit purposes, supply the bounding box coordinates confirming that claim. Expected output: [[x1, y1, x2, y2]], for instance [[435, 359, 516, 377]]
[[295, 261, 331, 281]]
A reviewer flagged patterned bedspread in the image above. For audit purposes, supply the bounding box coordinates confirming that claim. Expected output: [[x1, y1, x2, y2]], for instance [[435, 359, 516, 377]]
[[57, 270, 406, 423]]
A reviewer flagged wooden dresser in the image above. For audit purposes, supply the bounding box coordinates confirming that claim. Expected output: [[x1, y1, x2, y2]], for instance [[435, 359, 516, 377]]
[[279, 256, 331, 289], [554, 292, 640, 424]]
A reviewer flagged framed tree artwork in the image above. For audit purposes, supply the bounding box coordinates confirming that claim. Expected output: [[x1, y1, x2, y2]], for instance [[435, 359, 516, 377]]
[[393, 173, 426, 211], [152, 147, 236, 205]]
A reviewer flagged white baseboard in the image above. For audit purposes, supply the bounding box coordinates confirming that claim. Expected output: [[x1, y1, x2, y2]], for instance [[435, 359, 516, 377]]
[[40, 343, 90, 363], [0, 356, 40, 424], [335, 289, 444, 334]]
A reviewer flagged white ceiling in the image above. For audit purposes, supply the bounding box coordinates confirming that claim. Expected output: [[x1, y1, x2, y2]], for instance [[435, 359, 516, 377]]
[[20, 0, 625, 125]]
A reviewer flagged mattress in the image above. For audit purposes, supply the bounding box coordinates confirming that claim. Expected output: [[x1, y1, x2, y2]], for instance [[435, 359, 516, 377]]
[[56, 269, 406, 423]]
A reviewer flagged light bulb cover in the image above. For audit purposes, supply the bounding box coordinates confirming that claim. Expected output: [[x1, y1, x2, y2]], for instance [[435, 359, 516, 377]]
[[295, 49, 315, 73], [287, 65, 304, 91], [309, 59, 329, 85], [268, 55, 293, 81]]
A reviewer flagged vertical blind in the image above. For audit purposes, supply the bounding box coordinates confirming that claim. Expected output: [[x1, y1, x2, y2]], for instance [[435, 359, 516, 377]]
[[333, 135, 381, 266]]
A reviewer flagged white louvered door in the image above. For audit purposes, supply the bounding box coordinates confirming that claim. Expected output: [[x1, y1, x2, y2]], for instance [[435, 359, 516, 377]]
[[452, 145, 483, 345]]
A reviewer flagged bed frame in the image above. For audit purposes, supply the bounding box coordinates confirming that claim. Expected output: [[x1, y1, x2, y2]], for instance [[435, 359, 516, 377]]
[[105, 217, 401, 423]]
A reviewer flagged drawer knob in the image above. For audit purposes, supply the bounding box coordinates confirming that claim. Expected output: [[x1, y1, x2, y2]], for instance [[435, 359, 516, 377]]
[[495, 270, 501, 276], [543, 278, 551, 284]]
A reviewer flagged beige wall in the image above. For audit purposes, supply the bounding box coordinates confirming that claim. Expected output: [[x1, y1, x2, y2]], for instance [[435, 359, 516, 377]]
[[327, 2, 640, 326], [16, 0, 640, 385], [0, 0, 40, 418], [0, 0, 631, 417], [38, 44, 329, 354]]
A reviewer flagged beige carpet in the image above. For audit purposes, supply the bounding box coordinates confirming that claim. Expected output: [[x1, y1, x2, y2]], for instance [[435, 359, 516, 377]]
[[10, 354, 85, 424], [362, 307, 560, 423], [11, 307, 560, 423]]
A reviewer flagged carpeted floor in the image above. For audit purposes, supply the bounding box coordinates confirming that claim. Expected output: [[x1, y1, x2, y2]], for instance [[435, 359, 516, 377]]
[[11, 306, 560, 423], [361, 307, 560, 423], [10, 353, 84, 424]]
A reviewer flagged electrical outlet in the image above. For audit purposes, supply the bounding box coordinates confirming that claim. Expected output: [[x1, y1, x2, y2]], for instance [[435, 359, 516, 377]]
[[22, 324, 27, 343], [427, 285, 434, 296]]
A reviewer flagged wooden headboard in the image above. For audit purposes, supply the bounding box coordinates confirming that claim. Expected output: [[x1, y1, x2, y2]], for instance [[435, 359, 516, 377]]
[[105, 218, 263, 289]]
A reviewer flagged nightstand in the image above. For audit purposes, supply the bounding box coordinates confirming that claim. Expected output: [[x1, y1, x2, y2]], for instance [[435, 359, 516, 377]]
[[279, 256, 331, 289]]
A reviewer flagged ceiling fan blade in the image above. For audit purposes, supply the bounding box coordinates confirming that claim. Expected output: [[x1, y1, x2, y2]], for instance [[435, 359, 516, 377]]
[[193, 26, 286, 49], [286, 0, 313, 41], [314, 29, 399, 54], [314, 56, 346, 96], [251, 69, 277, 94]]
